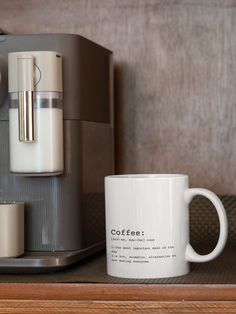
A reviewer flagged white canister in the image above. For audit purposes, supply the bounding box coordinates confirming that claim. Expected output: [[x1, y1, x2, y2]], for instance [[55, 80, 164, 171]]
[[0, 202, 24, 258], [8, 51, 63, 176]]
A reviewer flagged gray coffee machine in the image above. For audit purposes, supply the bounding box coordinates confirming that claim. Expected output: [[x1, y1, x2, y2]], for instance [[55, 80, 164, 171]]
[[0, 34, 114, 272]]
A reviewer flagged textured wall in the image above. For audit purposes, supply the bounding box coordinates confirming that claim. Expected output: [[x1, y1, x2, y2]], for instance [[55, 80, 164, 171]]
[[0, 0, 236, 193]]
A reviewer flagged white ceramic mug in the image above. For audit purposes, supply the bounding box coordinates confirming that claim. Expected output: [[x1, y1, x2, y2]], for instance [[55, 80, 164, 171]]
[[0, 202, 24, 258], [105, 174, 228, 279]]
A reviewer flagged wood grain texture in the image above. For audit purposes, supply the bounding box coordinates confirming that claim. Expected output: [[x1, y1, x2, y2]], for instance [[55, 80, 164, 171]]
[[0, 284, 235, 313], [0, 0, 236, 193], [0, 284, 236, 301], [0, 300, 235, 314]]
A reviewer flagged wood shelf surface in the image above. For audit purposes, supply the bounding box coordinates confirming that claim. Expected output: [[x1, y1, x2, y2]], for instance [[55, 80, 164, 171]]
[[0, 300, 235, 314], [0, 283, 235, 313], [0, 283, 235, 301]]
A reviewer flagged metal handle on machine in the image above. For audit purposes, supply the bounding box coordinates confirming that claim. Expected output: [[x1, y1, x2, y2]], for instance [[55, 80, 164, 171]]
[[18, 90, 34, 142], [17, 55, 35, 142]]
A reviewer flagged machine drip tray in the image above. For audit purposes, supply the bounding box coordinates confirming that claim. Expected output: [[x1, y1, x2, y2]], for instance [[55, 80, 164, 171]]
[[0, 241, 105, 274]]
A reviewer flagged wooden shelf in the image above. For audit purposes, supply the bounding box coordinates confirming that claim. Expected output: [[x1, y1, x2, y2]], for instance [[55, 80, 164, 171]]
[[0, 283, 235, 313]]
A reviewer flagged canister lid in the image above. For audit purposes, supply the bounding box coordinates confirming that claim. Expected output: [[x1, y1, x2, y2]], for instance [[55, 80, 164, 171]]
[[8, 51, 62, 93]]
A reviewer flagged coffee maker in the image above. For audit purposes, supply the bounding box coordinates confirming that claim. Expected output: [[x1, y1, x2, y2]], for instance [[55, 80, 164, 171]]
[[0, 34, 114, 272]]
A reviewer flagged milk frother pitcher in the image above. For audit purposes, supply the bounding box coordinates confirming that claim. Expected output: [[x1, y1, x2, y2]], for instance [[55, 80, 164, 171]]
[[8, 51, 63, 175]]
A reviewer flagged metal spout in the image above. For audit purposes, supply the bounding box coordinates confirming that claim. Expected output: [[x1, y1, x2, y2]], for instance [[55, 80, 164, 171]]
[[18, 90, 34, 142]]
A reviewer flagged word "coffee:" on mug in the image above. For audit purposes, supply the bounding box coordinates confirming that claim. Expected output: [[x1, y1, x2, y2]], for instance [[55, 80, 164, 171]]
[[111, 229, 145, 236]]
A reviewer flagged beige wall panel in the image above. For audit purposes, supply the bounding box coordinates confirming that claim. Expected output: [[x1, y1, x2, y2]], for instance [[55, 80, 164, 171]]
[[0, 0, 235, 193]]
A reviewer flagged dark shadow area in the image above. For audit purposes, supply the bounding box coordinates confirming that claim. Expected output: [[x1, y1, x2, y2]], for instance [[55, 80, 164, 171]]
[[189, 195, 234, 254], [114, 63, 124, 174]]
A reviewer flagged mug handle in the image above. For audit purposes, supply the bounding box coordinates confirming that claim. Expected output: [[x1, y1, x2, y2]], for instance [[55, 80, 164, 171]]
[[184, 188, 228, 262]]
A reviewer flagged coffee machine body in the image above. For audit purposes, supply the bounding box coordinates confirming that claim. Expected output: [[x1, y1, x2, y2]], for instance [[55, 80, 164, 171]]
[[0, 34, 114, 272]]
